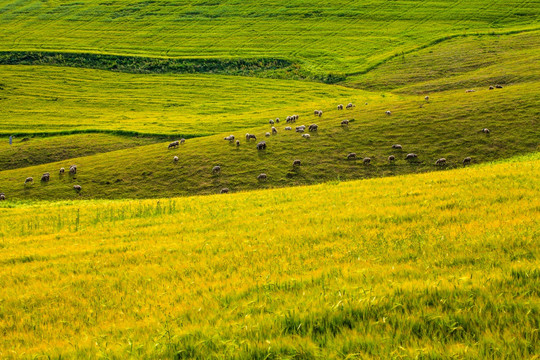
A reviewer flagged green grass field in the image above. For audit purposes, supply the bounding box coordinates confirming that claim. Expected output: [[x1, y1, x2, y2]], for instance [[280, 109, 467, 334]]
[[0, 0, 539, 358], [1, 80, 537, 200], [1, 154, 538, 359], [1, 0, 539, 75]]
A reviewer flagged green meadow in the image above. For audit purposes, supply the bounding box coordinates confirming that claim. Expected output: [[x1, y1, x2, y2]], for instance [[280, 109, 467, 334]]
[[0, 0, 539, 358]]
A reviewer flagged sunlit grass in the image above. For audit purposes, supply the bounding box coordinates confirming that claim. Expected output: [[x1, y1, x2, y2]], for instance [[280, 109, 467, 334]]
[[0, 154, 538, 358]]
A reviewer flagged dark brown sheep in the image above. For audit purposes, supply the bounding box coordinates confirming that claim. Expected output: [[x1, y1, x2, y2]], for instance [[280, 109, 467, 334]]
[[212, 166, 221, 174], [220, 188, 229, 194], [308, 124, 318, 132], [363, 157, 371, 165], [257, 141, 267, 150], [168, 141, 179, 149], [293, 159, 301, 166], [495, 85, 503, 89], [346, 103, 354, 109], [463, 157, 472, 165], [272, 127, 278, 135], [41, 172, 50, 182], [337, 104, 344, 110], [388, 155, 395, 162], [257, 173, 267, 181], [489, 86, 494, 90], [347, 153, 357, 160], [0, 193, 5, 201], [236, 140, 240, 146], [24, 177, 33, 184]]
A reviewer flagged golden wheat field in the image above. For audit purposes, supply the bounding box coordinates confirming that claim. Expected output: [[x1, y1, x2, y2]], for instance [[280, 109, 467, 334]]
[[0, 154, 538, 359]]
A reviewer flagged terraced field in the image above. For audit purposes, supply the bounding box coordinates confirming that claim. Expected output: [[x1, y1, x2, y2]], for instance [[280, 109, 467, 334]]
[[1, 154, 538, 359]]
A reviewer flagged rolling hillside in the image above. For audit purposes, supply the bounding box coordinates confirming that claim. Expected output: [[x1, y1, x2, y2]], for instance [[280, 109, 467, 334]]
[[1, 0, 539, 75], [1, 154, 538, 359], [0, 80, 537, 200]]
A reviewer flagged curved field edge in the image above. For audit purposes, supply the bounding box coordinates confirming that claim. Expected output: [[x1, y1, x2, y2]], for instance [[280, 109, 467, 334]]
[[0, 66, 367, 136], [0, 133, 162, 171], [0, 153, 538, 358], [0, 81, 537, 200]]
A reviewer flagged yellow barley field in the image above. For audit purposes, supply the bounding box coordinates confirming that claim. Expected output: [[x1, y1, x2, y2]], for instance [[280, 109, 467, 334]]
[[0, 154, 538, 359]]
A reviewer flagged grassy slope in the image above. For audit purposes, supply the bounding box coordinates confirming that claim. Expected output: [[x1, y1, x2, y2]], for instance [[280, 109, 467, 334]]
[[345, 30, 540, 92], [0, 65, 368, 135], [0, 133, 160, 171], [0, 0, 538, 74], [0, 81, 538, 200], [0, 154, 538, 359]]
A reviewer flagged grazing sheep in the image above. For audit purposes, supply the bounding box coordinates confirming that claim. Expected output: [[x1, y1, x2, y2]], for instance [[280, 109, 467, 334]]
[[173, 156, 179, 162], [463, 157, 472, 165], [294, 114, 299, 121], [435, 158, 447, 165], [272, 127, 277, 135], [302, 133, 311, 139], [257, 141, 267, 150], [295, 125, 306, 133], [284, 126, 292, 130], [0, 193, 5, 201], [269, 119, 275, 125], [392, 144, 403, 150], [180, 138, 186, 145], [388, 155, 395, 162], [257, 173, 267, 181], [293, 159, 301, 166], [224, 135, 235, 141], [236, 140, 240, 146], [265, 132, 271, 137], [465, 89, 476, 93], [275, 118, 280, 123], [212, 166, 221, 174], [337, 104, 344, 110], [341, 119, 349, 126], [41, 172, 50, 182], [308, 124, 318, 132], [314, 110, 319, 116], [425, 96, 429, 101], [246, 133, 257, 141], [346, 103, 354, 109], [347, 153, 357, 160], [363, 157, 371, 165], [286, 116, 292, 123], [168, 140, 179, 149], [482, 128, 490, 134], [385, 110, 392, 115], [317, 110, 322, 117], [495, 85, 503, 89], [489, 86, 494, 90], [73, 185, 82, 192], [69, 165, 77, 175], [405, 153, 418, 160], [220, 188, 229, 194], [25, 177, 34, 184], [59, 167, 65, 175]]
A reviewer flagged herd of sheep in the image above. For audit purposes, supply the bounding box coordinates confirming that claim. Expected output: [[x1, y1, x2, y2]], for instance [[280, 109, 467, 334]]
[[163, 98, 484, 195], [0, 91, 498, 200]]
